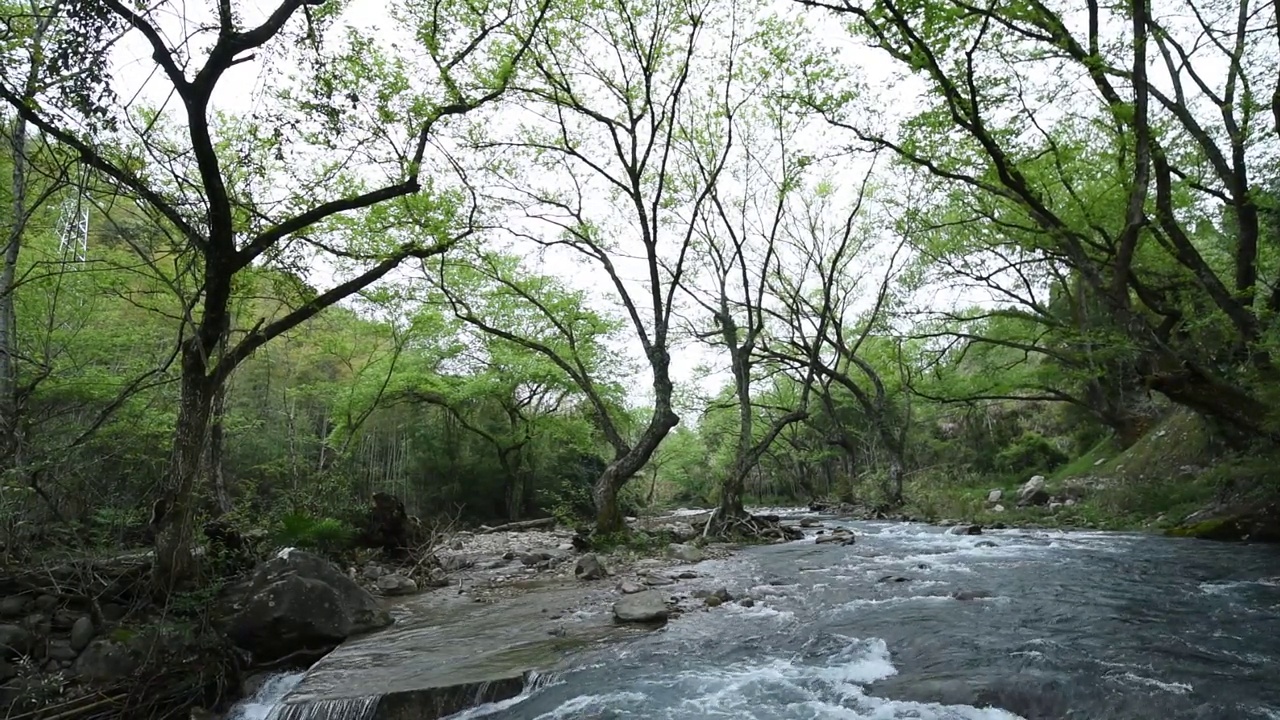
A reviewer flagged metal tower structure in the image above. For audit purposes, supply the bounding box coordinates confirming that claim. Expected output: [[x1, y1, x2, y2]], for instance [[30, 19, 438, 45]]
[[55, 196, 89, 263], [55, 170, 90, 264]]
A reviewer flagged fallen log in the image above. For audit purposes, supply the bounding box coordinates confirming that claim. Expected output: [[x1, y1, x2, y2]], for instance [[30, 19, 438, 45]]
[[477, 517, 557, 534]]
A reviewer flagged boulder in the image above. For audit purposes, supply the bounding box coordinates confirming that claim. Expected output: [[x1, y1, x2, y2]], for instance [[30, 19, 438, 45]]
[[947, 524, 982, 536], [739, 598, 755, 608], [878, 576, 910, 583], [613, 591, 669, 623], [799, 517, 820, 528], [668, 543, 704, 562], [362, 562, 389, 580], [815, 533, 855, 546], [643, 574, 674, 586], [1048, 502, 1064, 512], [704, 596, 722, 608], [519, 551, 554, 567], [376, 573, 418, 596], [711, 587, 733, 602], [47, 640, 79, 662], [951, 590, 993, 601], [223, 549, 393, 662], [1167, 504, 1280, 542], [1017, 476, 1051, 506], [992, 504, 1006, 513], [0, 596, 29, 618], [70, 616, 95, 652], [574, 554, 607, 581], [617, 580, 645, 594], [986, 489, 1003, 504], [0, 624, 31, 658], [72, 639, 139, 681]]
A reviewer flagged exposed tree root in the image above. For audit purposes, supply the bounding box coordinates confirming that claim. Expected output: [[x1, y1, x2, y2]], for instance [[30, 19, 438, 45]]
[[699, 509, 803, 543]]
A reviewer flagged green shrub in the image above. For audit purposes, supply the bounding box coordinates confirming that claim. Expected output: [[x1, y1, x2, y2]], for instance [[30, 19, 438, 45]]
[[994, 431, 1068, 474], [274, 512, 356, 557]]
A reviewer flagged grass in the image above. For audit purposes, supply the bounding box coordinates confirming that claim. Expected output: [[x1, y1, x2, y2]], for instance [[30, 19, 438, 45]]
[[903, 410, 1236, 532]]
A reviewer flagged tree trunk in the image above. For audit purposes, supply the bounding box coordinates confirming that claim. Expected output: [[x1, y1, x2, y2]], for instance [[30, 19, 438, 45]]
[[208, 383, 232, 516], [884, 452, 905, 508], [153, 349, 216, 593], [591, 392, 678, 533], [0, 116, 27, 474], [718, 460, 749, 521], [593, 466, 625, 532]]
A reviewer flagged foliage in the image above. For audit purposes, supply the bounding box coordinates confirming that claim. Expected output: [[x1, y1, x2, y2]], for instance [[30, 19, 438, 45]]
[[274, 513, 358, 558], [994, 432, 1069, 475]]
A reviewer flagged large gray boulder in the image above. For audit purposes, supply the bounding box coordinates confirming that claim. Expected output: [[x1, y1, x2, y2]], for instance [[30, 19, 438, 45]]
[[574, 554, 607, 580], [613, 590, 669, 623], [668, 543, 704, 563], [224, 549, 392, 662], [1017, 476, 1050, 506], [376, 573, 418, 596]]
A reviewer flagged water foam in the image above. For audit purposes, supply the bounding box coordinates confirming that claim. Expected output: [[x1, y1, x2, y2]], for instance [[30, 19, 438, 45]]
[[1108, 671, 1193, 694], [225, 672, 306, 720], [1199, 578, 1280, 595]]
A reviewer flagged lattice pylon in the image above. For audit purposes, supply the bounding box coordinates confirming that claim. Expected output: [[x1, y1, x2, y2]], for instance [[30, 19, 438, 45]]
[[55, 195, 88, 264]]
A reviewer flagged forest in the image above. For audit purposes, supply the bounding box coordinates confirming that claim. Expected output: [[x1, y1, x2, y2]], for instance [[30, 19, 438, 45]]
[[0, 0, 1278, 593]]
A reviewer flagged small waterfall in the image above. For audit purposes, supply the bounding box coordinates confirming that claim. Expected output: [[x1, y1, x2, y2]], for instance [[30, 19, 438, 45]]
[[267, 696, 380, 720], [225, 673, 306, 720], [225, 672, 379, 720]]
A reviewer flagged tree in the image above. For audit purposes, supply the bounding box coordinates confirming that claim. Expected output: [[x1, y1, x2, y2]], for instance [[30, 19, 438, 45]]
[[762, 167, 914, 505], [441, 0, 741, 533], [0, 0, 551, 589], [798, 0, 1280, 439], [675, 11, 850, 528]]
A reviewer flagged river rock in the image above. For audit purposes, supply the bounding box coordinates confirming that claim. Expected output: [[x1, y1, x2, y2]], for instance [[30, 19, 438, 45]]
[[613, 591, 669, 623], [815, 533, 855, 546], [47, 640, 79, 661], [643, 574, 675, 586], [799, 517, 820, 528], [704, 596, 722, 607], [617, 580, 645, 594], [711, 587, 733, 602], [376, 573, 418, 596], [70, 616, 95, 652], [986, 489, 1003, 504], [879, 575, 910, 583], [1017, 476, 1051, 506], [362, 562, 389, 580], [1048, 502, 1064, 512], [668, 544, 704, 563], [0, 624, 31, 658], [223, 549, 392, 662], [992, 504, 1005, 513], [948, 524, 982, 535], [0, 596, 29, 618], [739, 598, 755, 608], [951, 590, 993, 601], [574, 554, 607, 581], [73, 639, 142, 681]]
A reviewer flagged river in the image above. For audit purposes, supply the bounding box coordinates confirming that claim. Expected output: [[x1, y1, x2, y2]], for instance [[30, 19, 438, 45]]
[[236, 520, 1280, 719]]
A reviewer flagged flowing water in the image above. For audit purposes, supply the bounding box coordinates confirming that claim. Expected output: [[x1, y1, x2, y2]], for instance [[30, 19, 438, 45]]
[[232, 521, 1280, 720]]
